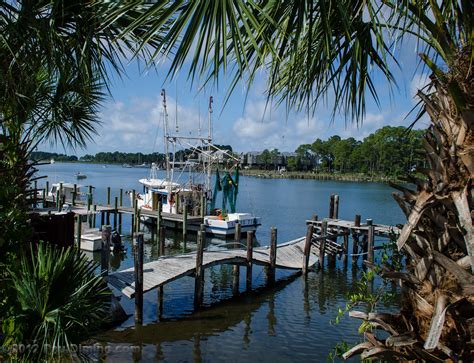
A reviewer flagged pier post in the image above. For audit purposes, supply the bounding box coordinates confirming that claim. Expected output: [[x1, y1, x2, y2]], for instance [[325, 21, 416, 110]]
[[101, 225, 111, 279], [76, 215, 81, 252], [200, 194, 206, 218], [56, 188, 61, 212], [159, 226, 165, 256], [319, 219, 328, 269], [366, 219, 374, 264], [194, 226, 205, 309], [329, 194, 335, 219], [156, 201, 162, 246], [133, 198, 139, 235], [114, 197, 118, 229], [93, 205, 97, 228], [234, 222, 241, 243], [182, 203, 188, 246], [333, 195, 339, 219], [88, 185, 93, 204], [246, 230, 254, 291], [303, 224, 314, 275], [268, 227, 277, 285], [119, 188, 123, 206], [100, 212, 104, 228], [134, 233, 144, 324], [42, 186, 46, 206], [352, 214, 361, 263], [232, 265, 240, 295], [343, 232, 349, 264], [72, 183, 77, 206], [119, 189, 123, 234], [45, 181, 49, 200], [106, 187, 111, 206]]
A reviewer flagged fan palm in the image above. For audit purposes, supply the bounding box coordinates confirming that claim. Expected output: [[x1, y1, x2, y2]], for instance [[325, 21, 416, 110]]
[[3, 243, 110, 361], [113, 0, 473, 359]]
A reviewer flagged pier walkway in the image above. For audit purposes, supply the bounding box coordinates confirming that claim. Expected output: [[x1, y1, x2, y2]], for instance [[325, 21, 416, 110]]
[[108, 237, 317, 298]]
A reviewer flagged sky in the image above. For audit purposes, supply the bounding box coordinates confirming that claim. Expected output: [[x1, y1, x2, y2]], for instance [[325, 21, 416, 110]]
[[44, 35, 431, 157]]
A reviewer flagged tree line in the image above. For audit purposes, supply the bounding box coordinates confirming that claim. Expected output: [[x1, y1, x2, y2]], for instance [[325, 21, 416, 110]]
[[260, 126, 426, 177]]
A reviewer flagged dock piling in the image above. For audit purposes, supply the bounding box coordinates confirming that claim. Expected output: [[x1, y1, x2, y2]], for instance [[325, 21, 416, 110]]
[[183, 203, 188, 246], [101, 225, 111, 279], [303, 224, 314, 274], [352, 214, 361, 263], [93, 205, 97, 228], [33, 180, 37, 208], [106, 187, 111, 206], [329, 194, 335, 219], [134, 233, 144, 324], [194, 226, 205, 309], [319, 219, 328, 269], [159, 226, 165, 256], [72, 184, 77, 206], [114, 196, 118, 229], [334, 195, 339, 219], [367, 219, 374, 264], [234, 222, 241, 243], [246, 230, 254, 291], [268, 227, 277, 284]]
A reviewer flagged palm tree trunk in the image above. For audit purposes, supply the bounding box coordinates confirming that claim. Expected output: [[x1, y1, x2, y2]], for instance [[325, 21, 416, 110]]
[[345, 47, 473, 361]]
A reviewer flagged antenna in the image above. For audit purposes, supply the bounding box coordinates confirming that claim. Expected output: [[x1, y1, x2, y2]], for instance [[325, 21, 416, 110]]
[[161, 89, 170, 182], [175, 86, 179, 133]]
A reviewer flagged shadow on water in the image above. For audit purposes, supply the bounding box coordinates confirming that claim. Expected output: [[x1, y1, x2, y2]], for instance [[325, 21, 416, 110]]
[[98, 272, 301, 345]]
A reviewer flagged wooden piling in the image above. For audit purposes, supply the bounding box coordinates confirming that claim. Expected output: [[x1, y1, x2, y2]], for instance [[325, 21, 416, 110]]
[[134, 199, 139, 234], [56, 188, 61, 211], [352, 214, 361, 263], [159, 226, 165, 256], [343, 233, 349, 263], [101, 225, 111, 279], [114, 196, 118, 229], [333, 195, 339, 219], [182, 203, 188, 243], [194, 227, 205, 309], [303, 224, 314, 274], [100, 212, 105, 228], [234, 222, 241, 243], [156, 201, 162, 245], [72, 183, 77, 206], [246, 230, 254, 291], [134, 233, 144, 324], [119, 188, 123, 206], [200, 194, 206, 218], [367, 219, 374, 264], [329, 194, 335, 219], [93, 205, 97, 228], [45, 180, 49, 197], [268, 227, 277, 284], [232, 265, 240, 295], [106, 187, 111, 206], [319, 219, 328, 269]]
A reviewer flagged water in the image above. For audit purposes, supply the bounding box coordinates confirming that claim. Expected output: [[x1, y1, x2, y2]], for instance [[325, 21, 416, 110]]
[[37, 162, 405, 361]]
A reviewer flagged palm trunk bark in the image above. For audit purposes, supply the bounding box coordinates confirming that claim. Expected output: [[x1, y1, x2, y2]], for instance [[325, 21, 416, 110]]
[[345, 47, 473, 361]]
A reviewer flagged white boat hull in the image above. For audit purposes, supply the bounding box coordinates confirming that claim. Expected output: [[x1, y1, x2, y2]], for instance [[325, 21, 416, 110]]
[[204, 213, 262, 236]]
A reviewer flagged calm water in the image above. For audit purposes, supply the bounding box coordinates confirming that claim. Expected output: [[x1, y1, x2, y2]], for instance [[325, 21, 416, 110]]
[[37, 162, 405, 362]]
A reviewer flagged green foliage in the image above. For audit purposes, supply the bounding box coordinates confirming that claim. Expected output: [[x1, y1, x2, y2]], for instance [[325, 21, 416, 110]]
[[291, 126, 426, 176], [2, 243, 110, 361], [327, 341, 350, 362]]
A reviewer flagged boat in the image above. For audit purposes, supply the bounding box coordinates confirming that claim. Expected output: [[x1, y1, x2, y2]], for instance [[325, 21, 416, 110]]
[[48, 182, 83, 201], [122, 163, 133, 168], [131, 90, 261, 237], [75, 172, 87, 179]]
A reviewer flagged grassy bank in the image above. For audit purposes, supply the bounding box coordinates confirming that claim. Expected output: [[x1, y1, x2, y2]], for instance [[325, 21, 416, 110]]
[[240, 169, 401, 183]]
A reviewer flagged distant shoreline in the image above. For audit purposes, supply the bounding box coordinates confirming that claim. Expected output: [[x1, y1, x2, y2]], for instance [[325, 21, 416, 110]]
[[240, 169, 401, 183]]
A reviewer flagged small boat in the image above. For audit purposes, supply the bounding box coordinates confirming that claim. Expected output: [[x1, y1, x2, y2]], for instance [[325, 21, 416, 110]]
[[122, 163, 133, 168], [75, 172, 87, 179]]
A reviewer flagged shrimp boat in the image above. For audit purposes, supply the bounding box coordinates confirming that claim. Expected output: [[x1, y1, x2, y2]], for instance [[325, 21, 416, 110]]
[[131, 90, 261, 237]]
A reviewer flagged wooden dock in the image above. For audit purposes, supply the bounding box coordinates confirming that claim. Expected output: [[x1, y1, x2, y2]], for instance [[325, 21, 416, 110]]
[[108, 237, 317, 298]]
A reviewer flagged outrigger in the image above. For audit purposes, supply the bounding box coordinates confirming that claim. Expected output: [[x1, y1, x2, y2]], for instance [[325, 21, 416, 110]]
[[130, 90, 261, 237]]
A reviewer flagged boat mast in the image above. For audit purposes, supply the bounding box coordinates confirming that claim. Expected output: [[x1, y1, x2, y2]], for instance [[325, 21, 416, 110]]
[[207, 96, 213, 193], [161, 89, 170, 182]]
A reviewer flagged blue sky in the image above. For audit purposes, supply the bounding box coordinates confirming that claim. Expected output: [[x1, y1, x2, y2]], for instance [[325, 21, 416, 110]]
[[45, 37, 430, 156]]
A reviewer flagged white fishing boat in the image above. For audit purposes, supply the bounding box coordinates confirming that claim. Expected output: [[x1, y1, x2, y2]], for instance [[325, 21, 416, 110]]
[[48, 182, 83, 201], [75, 172, 87, 179], [131, 90, 261, 237]]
